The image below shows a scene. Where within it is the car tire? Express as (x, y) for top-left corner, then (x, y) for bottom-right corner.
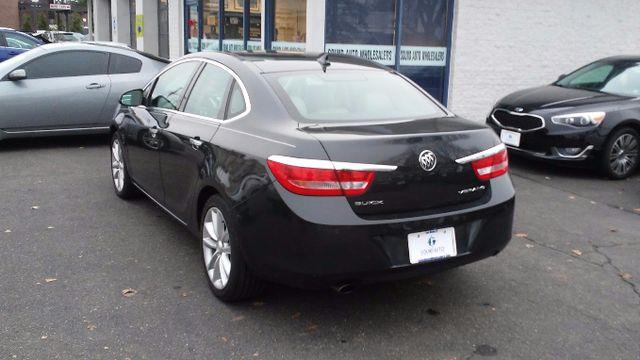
(600, 127), (640, 180)
(111, 133), (138, 199)
(201, 195), (265, 302)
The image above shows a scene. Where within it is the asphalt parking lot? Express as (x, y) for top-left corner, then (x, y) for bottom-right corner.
(1, 135), (639, 360)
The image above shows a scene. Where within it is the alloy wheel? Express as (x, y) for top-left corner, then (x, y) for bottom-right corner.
(111, 139), (125, 192)
(202, 207), (232, 290)
(609, 133), (639, 177)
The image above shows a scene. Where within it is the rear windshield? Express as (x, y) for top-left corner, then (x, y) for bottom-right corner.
(265, 70), (447, 123)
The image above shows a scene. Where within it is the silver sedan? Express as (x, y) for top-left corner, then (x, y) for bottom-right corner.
(0, 42), (167, 141)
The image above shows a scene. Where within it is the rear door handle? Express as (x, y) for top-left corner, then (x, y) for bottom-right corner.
(86, 83), (105, 89)
(189, 137), (203, 149)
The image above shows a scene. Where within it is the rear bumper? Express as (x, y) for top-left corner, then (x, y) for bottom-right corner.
(234, 180), (515, 289)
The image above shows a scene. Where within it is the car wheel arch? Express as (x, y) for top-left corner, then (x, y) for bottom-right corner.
(196, 185), (221, 230)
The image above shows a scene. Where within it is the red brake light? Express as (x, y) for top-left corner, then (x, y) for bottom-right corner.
(471, 149), (509, 181)
(267, 158), (376, 197)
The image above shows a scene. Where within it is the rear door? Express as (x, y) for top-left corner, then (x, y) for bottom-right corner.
(0, 50), (110, 131)
(159, 62), (236, 220)
(105, 52), (148, 123)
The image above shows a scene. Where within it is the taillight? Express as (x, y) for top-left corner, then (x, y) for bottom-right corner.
(267, 156), (396, 197)
(471, 149), (509, 181)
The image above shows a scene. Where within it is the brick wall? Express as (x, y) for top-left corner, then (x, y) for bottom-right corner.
(0, 0), (20, 30)
(448, 0), (640, 122)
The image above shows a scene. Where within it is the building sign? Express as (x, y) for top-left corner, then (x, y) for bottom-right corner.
(325, 44), (395, 66)
(272, 41), (305, 53)
(324, 44), (448, 67)
(400, 46), (447, 66)
(50, 3), (72, 10)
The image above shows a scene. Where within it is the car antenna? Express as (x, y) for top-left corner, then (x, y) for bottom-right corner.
(317, 53), (331, 73)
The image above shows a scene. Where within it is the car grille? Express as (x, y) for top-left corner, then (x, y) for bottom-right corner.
(491, 109), (544, 131)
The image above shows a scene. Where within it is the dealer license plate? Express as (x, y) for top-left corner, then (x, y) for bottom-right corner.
(407, 227), (457, 264)
(500, 129), (521, 147)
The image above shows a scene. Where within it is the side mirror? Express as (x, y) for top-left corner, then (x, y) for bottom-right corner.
(8, 69), (27, 81)
(119, 89), (144, 107)
(557, 74), (567, 81)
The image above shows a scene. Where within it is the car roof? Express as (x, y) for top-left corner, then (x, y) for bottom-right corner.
(598, 55), (640, 63)
(184, 51), (392, 73)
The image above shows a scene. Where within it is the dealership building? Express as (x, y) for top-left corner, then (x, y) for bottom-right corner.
(89, 0), (640, 121)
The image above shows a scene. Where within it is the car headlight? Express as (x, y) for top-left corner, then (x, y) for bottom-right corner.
(551, 112), (606, 127)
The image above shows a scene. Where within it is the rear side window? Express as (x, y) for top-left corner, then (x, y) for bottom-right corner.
(149, 61), (200, 110)
(109, 53), (143, 74)
(23, 51), (109, 79)
(225, 82), (246, 119)
(183, 64), (234, 119)
(266, 70), (447, 123)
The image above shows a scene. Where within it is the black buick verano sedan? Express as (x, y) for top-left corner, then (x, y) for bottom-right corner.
(110, 52), (515, 301)
(488, 56), (640, 179)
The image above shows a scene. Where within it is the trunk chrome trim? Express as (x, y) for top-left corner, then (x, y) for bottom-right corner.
(455, 143), (506, 164)
(268, 155), (397, 172)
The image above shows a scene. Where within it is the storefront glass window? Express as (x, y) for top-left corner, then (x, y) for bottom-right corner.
(272, 0), (306, 52)
(202, 0), (220, 51)
(222, 0), (244, 51)
(398, 0), (451, 102)
(325, 0), (396, 66)
(186, 0), (199, 52)
(248, 0), (262, 50)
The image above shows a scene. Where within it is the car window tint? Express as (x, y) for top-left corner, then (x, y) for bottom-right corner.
(109, 53), (143, 74)
(226, 81), (246, 119)
(149, 61), (199, 110)
(23, 51), (109, 79)
(184, 64), (234, 119)
(4, 32), (39, 49)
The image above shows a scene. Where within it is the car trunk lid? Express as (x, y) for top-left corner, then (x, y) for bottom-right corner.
(301, 117), (502, 218)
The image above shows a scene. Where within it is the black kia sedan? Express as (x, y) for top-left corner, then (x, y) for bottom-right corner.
(110, 52), (515, 301)
(487, 56), (640, 179)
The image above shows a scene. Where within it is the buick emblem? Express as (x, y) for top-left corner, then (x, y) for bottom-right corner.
(418, 150), (437, 172)
(514, 107), (524, 112)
